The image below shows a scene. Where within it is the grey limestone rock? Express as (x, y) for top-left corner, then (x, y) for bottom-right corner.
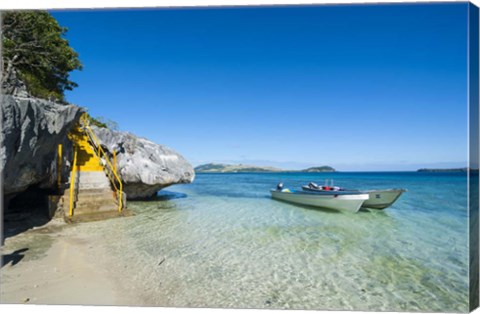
(1, 95), (84, 197)
(91, 126), (195, 199)
(0, 92), (194, 204)
(2, 68), (30, 98)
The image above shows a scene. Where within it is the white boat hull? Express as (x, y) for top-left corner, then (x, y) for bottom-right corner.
(361, 189), (406, 209)
(270, 190), (369, 213)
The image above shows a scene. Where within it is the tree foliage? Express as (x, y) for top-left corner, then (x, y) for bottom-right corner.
(88, 116), (119, 131)
(1, 11), (82, 101)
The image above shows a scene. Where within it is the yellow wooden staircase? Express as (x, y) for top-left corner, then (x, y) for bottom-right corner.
(59, 114), (126, 222)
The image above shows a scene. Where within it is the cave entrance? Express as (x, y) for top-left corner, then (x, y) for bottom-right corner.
(2, 185), (52, 242)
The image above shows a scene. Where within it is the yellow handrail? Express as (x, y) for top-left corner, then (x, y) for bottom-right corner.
(80, 114), (123, 212)
(69, 146), (78, 217)
(57, 144), (63, 189)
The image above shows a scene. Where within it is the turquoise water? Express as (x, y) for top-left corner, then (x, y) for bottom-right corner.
(99, 172), (470, 311)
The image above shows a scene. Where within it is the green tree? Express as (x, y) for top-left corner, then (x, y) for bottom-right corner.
(88, 116), (120, 130)
(1, 11), (82, 101)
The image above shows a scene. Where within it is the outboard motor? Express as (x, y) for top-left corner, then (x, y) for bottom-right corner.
(277, 182), (284, 191)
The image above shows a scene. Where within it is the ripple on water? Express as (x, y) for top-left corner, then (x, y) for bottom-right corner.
(86, 172), (469, 312)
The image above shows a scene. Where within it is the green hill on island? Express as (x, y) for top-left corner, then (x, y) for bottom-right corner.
(301, 166), (336, 172)
(194, 163), (336, 173)
(417, 168), (468, 172)
(194, 163), (283, 173)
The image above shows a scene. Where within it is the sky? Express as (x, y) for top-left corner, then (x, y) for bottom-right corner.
(51, 3), (469, 171)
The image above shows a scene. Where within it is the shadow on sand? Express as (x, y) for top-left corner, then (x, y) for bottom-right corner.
(1, 248), (29, 268)
(2, 187), (52, 244)
(2, 210), (51, 245)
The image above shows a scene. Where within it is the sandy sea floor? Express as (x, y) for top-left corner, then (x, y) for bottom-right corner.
(0, 172), (472, 312)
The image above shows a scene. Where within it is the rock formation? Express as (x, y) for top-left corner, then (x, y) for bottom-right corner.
(1, 67), (30, 98)
(1, 95), (84, 199)
(91, 126), (195, 199)
(1, 92), (195, 208)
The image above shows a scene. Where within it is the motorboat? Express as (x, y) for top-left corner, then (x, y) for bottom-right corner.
(270, 183), (369, 213)
(302, 181), (406, 209)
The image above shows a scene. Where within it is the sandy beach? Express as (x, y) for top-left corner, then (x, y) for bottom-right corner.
(0, 211), (267, 314)
(0, 218), (139, 306)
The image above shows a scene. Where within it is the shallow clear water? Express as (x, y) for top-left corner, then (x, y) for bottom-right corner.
(95, 172), (470, 312)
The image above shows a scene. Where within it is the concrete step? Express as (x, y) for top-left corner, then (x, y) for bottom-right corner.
(77, 187), (116, 195)
(75, 198), (117, 208)
(64, 209), (134, 223)
(62, 187), (120, 216)
(64, 188), (117, 201)
(75, 171), (110, 181)
(65, 190), (116, 201)
(61, 164), (125, 220)
(77, 182), (111, 189)
(70, 171), (112, 189)
(78, 192), (116, 203)
(73, 204), (119, 215)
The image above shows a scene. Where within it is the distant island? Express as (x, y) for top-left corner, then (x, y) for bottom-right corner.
(194, 163), (336, 173)
(302, 166), (336, 172)
(417, 168), (468, 172)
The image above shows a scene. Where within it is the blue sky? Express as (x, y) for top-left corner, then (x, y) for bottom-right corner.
(52, 3), (469, 171)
